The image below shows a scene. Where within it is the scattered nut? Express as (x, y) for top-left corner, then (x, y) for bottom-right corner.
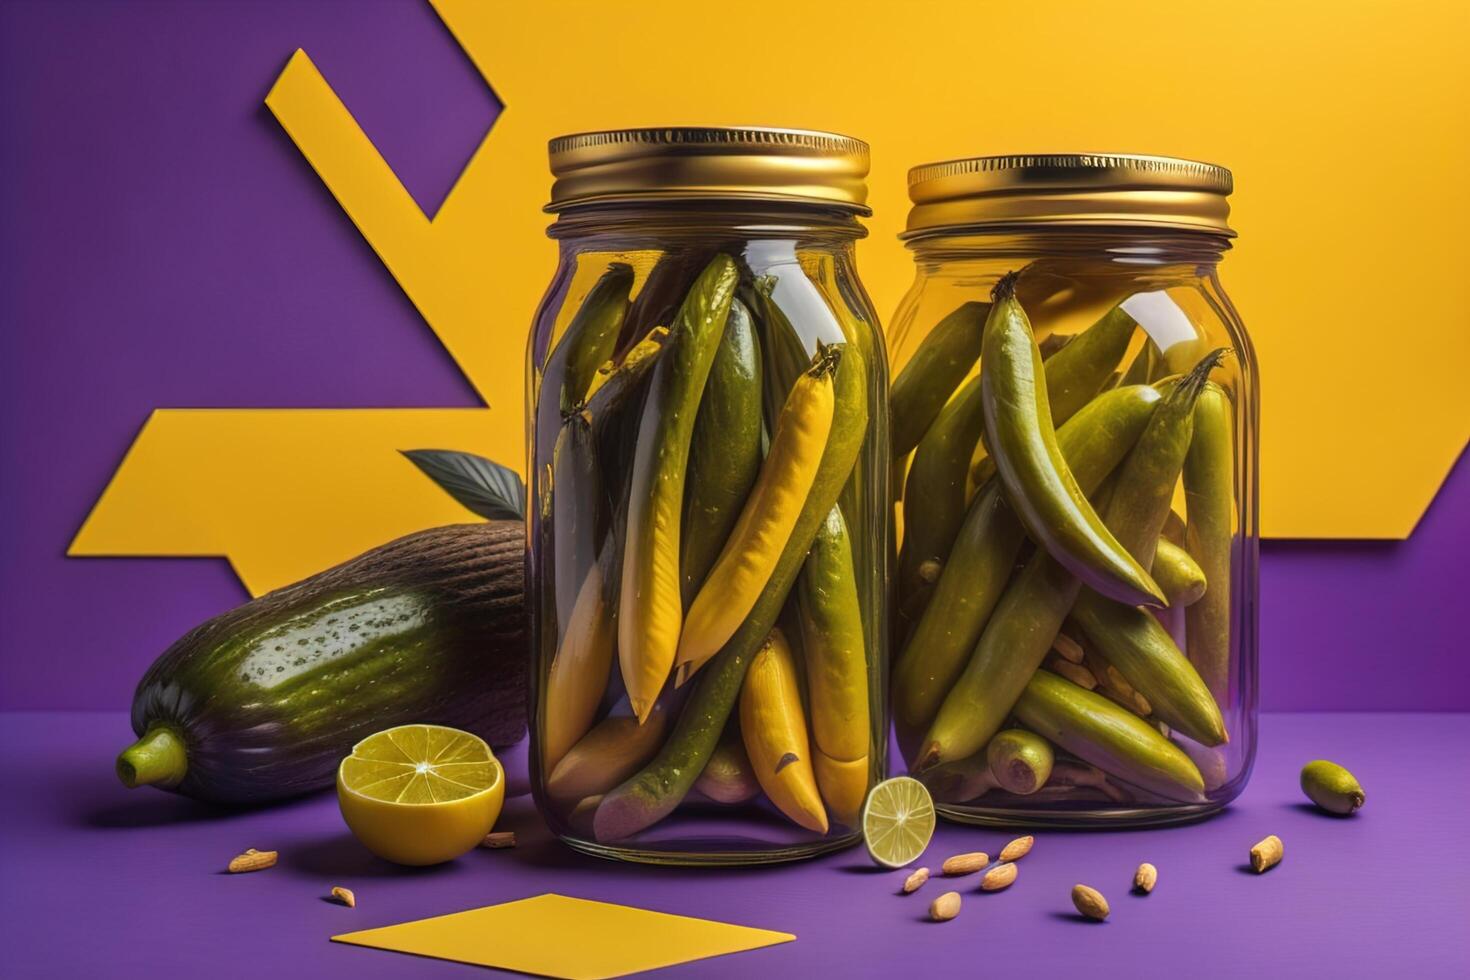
(929, 891), (962, 922)
(999, 836), (1034, 862)
(330, 886), (356, 908)
(1133, 863), (1157, 894)
(1049, 657), (1098, 691)
(941, 851), (989, 876)
(480, 831), (517, 849)
(980, 862), (1017, 891)
(1250, 835), (1283, 873)
(902, 867), (930, 894)
(1052, 632), (1085, 664)
(1072, 884), (1109, 921)
(227, 848), (278, 873)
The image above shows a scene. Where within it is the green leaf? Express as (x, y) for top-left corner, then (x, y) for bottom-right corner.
(401, 449), (525, 521)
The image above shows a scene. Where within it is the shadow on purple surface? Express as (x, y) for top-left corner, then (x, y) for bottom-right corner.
(284, 832), (457, 879)
(79, 782), (328, 830)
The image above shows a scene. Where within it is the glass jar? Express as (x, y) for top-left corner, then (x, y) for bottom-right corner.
(888, 154), (1257, 827)
(526, 127), (889, 864)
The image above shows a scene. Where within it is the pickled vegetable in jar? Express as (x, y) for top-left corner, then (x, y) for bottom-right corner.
(526, 127), (889, 864)
(889, 154), (1257, 827)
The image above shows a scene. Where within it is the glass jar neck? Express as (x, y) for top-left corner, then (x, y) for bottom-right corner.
(547, 200), (868, 251)
(905, 226), (1230, 273)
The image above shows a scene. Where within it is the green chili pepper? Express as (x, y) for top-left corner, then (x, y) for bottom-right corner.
(1184, 381), (1235, 701)
(1035, 305), (1138, 425)
(1068, 599), (1227, 746)
(594, 343), (868, 842)
(916, 548), (1080, 770)
(680, 299), (763, 605)
(1100, 349), (1227, 567)
(892, 384), (1163, 737)
(1153, 538), (1206, 606)
(1064, 349), (1227, 745)
(549, 411), (604, 630)
(1013, 670), (1205, 803)
(547, 263), (634, 414)
(1121, 336), (1165, 387)
(751, 276), (815, 429)
(986, 729), (1055, 795)
(970, 302), (1138, 488)
(615, 251), (711, 359)
(797, 506), (871, 827)
(980, 273), (1166, 608)
(890, 301), (989, 457)
(898, 375), (986, 609)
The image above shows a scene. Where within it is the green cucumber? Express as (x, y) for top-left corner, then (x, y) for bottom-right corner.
(117, 523), (525, 805)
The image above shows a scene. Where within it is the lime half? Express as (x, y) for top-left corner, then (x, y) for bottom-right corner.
(861, 776), (935, 868)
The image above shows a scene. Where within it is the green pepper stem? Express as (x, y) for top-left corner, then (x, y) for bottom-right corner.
(116, 727), (187, 789)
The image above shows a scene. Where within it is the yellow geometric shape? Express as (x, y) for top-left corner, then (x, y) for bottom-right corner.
(72, 0), (1469, 597)
(69, 409), (508, 596)
(330, 893), (795, 979)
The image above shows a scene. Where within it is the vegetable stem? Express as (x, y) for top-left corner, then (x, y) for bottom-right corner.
(116, 727), (187, 789)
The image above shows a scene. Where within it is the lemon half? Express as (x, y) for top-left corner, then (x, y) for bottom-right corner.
(337, 724), (504, 866)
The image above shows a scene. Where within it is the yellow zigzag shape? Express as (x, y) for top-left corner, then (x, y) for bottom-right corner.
(73, 0), (1470, 595)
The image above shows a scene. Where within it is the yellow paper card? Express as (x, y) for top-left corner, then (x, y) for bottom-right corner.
(330, 893), (794, 978)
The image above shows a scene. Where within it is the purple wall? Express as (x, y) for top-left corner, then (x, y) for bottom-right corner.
(1, 0), (1462, 712)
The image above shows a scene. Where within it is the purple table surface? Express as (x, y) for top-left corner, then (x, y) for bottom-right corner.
(2, 713), (1466, 979)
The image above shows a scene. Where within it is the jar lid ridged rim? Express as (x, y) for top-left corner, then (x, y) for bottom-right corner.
(546, 126), (871, 214)
(903, 152), (1235, 238)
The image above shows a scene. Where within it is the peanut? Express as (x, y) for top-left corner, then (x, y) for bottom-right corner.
(1048, 656), (1098, 690)
(330, 886), (356, 908)
(929, 891), (962, 922)
(999, 835), (1034, 862)
(1250, 835), (1283, 873)
(227, 848), (277, 873)
(902, 867), (930, 894)
(1071, 884), (1109, 921)
(480, 831), (517, 849)
(941, 851), (989, 876)
(1133, 863), (1157, 894)
(1052, 632), (1085, 664)
(980, 862), (1017, 891)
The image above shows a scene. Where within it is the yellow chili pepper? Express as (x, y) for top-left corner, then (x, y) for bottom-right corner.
(675, 349), (838, 683)
(739, 627), (829, 833)
(618, 256), (739, 722)
(541, 544), (616, 773)
(545, 700), (669, 804)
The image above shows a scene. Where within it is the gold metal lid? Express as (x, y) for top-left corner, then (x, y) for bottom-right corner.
(903, 153), (1234, 238)
(546, 126), (870, 213)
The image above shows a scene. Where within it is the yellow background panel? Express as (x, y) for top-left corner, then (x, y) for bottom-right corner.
(70, 410), (505, 597)
(74, 0), (1470, 594)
